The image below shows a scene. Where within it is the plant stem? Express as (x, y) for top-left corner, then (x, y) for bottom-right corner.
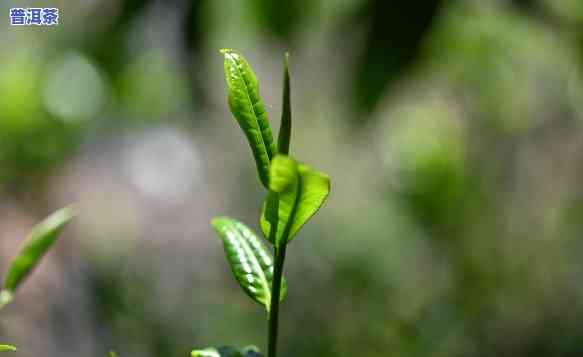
(268, 243), (287, 357)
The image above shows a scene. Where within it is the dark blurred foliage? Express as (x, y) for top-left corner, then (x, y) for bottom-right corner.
(349, 0), (443, 115)
(2, 1), (583, 357)
(249, 0), (315, 43)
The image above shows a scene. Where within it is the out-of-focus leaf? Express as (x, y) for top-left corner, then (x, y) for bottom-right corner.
(211, 217), (286, 311)
(238, 346), (262, 357)
(277, 53), (291, 155)
(261, 155), (330, 246)
(192, 346), (263, 357)
(0, 345), (16, 352)
(351, 0), (442, 116)
(192, 348), (221, 357)
(109, 350), (119, 357)
(2, 206), (75, 297)
(221, 49), (276, 188)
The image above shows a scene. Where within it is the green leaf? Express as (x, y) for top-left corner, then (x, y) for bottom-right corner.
(192, 348), (221, 357)
(221, 49), (277, 188)
(109, 350), (119, 357)
(261, 155), (331, 246)
(192, 346), (263, 357)
(2, 206), (75, 296)
(211, 217), (286, 311)
(0, 345), (16, 352)
(277, 53), (291, 155)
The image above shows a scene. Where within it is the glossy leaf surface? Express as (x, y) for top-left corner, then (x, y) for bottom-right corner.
(3, 206), (75, 294)
(221, 49), (276, 188)
(261, 155), (330, 246)
(211, 217), (286, 311)
(0, 345), (16, 353)
(192, 346), (262, 357)
(277, 53), (291, 155)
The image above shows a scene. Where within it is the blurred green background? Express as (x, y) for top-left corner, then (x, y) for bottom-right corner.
(1, 0), (583, 356)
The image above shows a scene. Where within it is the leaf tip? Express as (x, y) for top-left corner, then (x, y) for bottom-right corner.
(284, 52), (290, 67)
(60, 204), (78, 220)
(211, 216), (229, 229)
(0, 290), (14, 309)
(36, 205), (76, 237)
(220, 48), (238, 60)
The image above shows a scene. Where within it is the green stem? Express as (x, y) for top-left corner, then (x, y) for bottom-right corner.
(268, 243), (287, 357)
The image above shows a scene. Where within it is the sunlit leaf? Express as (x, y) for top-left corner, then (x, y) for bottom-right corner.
(221, 49), (277, 188)
(2, 206), (75, 298)
(277, 53), (291, 155)
(211, 217), (286, 311)
(261, 155), (330, 246)
(0, 345), (16, 353)
(109, 350), (119, 357)
(192, 346), (262, 357)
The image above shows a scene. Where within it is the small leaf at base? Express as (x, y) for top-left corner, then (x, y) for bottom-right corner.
(192, 346), (263, 357)
(0, 345), (16, 353)
(192, 348), (220, 357)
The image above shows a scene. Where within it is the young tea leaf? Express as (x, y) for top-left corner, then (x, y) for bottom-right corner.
(277, 53), (291, 155)
(0, 345), (16, 353)
(192, 346), (263, 357)
(221, 49), (277, 188)
(261, 155), (330, 246)
(211, 217), (286, 311)
(2, 206), (75, 296)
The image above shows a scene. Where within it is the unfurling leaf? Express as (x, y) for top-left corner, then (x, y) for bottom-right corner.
(211, 217), (286, 311)
(261, 155), (330, 246)
(2, 206), (75, 299)
(0, 345), (16, 353)
(192, 346), (263, 357)
(221, 49), (277, 188)
(277, 53), (291, 155)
